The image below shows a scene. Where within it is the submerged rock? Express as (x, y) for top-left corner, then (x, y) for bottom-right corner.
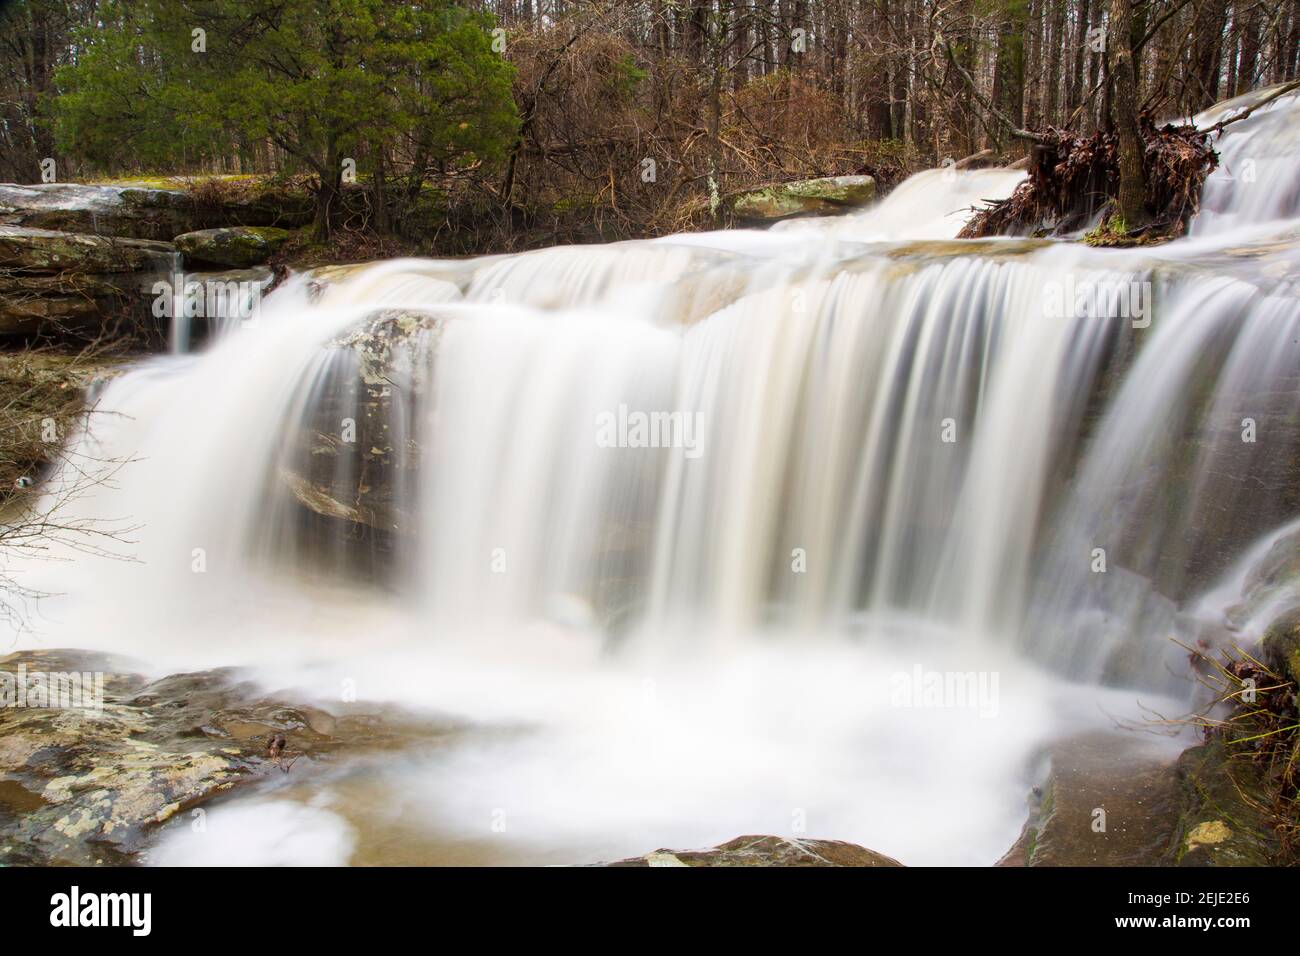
(175, 226), (290, 268)
(726, 175), (876, 221)
(602, 834), (904, 867)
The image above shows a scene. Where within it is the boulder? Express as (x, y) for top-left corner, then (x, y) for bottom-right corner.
(175, 226), (290, 268)
(726, 175), (876, 221)
(277, 308), (445, 537)
(601, 834), (904, 867)
(997, 729), (1283, 866)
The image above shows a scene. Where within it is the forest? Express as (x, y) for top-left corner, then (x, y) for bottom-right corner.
(2, 0), (1296, 251)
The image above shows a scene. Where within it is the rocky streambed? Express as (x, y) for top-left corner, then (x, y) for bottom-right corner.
(1, 636), (1294, 866)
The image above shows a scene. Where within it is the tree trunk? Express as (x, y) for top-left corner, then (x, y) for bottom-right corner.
(314, 138), (341, 242)
(1109, 0), (1148, 228)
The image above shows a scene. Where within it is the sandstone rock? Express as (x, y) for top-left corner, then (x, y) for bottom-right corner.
(175, 226), (290, 268)
(726, 175), (876, 221)
(601, 834), (904, 867)
(0, 225), (174, 273)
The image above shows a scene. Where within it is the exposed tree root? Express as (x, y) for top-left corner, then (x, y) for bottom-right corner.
(959, 117), (1218, 243)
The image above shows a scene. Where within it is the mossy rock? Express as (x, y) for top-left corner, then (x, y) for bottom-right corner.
(0, 225), (174, 273)
(726, 175), (876, 221)
(1262, 608), (1300, 685)
(175, 226), (290, 268)
(1169, 737), (1280, 865)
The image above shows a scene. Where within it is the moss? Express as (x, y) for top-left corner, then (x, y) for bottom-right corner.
(174, 225), (290, 268)
(1170, 738), (1280, 865)
(727, 175), (876, 221)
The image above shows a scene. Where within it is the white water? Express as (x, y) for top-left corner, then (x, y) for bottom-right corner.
(8, 90), (1300, 866)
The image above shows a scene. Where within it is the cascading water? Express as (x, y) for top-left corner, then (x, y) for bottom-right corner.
(7, 89), (1300, 866)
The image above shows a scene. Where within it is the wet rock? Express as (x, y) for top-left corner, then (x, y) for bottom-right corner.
(280, 308), (443, 536)
(175, 226), (290, 269)
(601, 834), (904, 867)
(1169, 737), (1280, 866)
(0, 649), (419, 865)
(1261, 607), (1300, 684)
(997, 731), (1184, 866)
(998, 729), (1284, 866)
(726, 175), (876, 221)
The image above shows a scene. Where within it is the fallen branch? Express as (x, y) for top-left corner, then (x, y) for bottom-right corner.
(1203, 80), (1300, 135)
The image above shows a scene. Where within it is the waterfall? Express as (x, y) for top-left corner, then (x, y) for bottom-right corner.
(1192, 86), (1300, 233)
(7, 89), (1300, 865)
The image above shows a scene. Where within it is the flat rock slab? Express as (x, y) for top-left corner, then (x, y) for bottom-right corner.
(0, 649), (429, 865)
(601, 834), (904, 867)
(0, 225), (174, 273)
(0, 183), (192, 242)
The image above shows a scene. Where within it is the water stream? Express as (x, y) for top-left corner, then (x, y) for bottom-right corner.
(6, 89), (1300, 866)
